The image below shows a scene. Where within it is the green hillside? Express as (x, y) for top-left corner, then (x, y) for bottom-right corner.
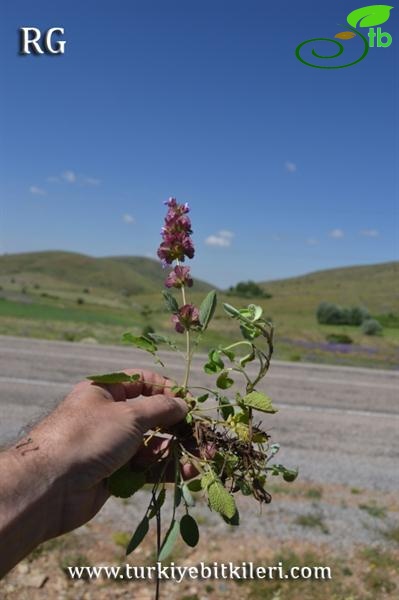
(0, 251), (214, 295)
(0, 254), (398, 369)
(259, 262), (399, 315)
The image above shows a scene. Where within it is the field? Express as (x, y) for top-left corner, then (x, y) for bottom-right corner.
(0, 251), (398, 369)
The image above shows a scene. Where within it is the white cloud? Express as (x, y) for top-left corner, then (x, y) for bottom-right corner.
(29, 185), (46, 196)
(62, 170), (77, 183)
(205, 230), (234, 247)
(46, 176), (60, 183)
(306, 238), (319, 246)
(360, 229), (379, 237)
(83, 176), (101, 186)
(285, 161), (297, 173)
(123, 213), (135, 224)
(329, 228), (344, 239)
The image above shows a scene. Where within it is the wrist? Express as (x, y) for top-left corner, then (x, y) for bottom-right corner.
(0, 439), (66, 575)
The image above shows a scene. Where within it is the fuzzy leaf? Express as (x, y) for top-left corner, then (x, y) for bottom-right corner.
(347, 5), (393, 28)
(202, 471), (237, 519)
(241, 391), (277, 413)
(199, 290), (217, 330)
(126, 517), (149, 555)
(216, 371), (234, 390)
(87, 372), (140, 384)
(107, 466), (146, 498)
(122, 333), (157, 354)
(180, 514), (199, 547)
(223, 302), (240, 317)
(162, 290), (179, 313)
(145, 332), (178, 350)
(158, 519), (180, 561)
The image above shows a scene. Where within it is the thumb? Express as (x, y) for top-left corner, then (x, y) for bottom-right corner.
(130, 394), (188, 432)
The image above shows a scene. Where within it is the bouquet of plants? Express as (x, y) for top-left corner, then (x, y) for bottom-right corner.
(88, 198), (297, 564)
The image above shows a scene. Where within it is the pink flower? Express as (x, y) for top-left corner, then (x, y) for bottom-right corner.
(172, 304), (201, 333)
(165, 265), (193, 289)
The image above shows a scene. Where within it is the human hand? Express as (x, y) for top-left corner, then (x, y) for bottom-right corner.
(31, 369), (190, 536)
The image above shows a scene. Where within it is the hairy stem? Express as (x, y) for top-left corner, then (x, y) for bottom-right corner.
(178, 261), (192, 391)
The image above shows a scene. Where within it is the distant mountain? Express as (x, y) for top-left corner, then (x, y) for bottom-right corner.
(258, 262), (399, 313)
(0, 251), (215, 295)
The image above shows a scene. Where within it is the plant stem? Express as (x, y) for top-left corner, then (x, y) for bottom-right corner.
(177, 260), (192, 391)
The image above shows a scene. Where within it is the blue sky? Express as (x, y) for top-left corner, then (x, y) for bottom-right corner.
(0, 0), (397, 287)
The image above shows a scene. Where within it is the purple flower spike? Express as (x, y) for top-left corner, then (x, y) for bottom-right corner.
(157, 197), (195, 264)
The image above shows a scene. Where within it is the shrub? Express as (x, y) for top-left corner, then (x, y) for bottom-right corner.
(77, 297), (85, 305)
(316, 302), (369, 325)
(228, 280), (272, 299)
(326, 333), (353, 344)
(361, 318), (383, 336)
(316, 302), (345, 324)
(349, 305), (369, 325)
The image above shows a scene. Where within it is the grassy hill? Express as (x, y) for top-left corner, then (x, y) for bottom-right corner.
(259, 262), (399, 315)
(0, 254), (398, 368)
(0, 251), (214, 295)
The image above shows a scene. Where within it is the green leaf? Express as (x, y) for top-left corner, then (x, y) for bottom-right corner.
(180, 514), (199, 547)
(148, 488), (166, 519)
(221, 347), (235, 361)
(197, 393), (209, 403)
(241, 391), (278, 413)
(182, 483), (195, 507)
(145, 332), (178, 350)
(223, 302), (240, 317)
(347, 5), (393, 28)
(162, 290), (179, 313)
(122, 333), (157, 355)
(87, 372), (139, 384)
(199, 290), (217, 330)
(216, 371), (234, 390)
(240, 323), (259, 341)
(158, 519), (180, 561)
(202, 471), (237, 519)
(204, 349), (224, 374)
(238, 479), (252, 496)
(108, 466), (146, 498)
(174, 484), (182, 508)
(222, 509), (240, 526)
(248, 304), (263, 321)
(219, 396), (234, 420)
(283, 467), (299, 482)
(126, 517), (149, 555)
(187, 479), (202, 492)
(269, 463), (299, 482)
(209, 349), (224, 368)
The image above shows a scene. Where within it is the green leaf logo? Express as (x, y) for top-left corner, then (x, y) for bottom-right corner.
(347, 5), (393, 28)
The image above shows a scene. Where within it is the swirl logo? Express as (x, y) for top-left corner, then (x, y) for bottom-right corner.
(296, 4), (394, 69)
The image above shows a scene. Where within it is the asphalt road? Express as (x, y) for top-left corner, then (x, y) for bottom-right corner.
(1, 335), (398, 491)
